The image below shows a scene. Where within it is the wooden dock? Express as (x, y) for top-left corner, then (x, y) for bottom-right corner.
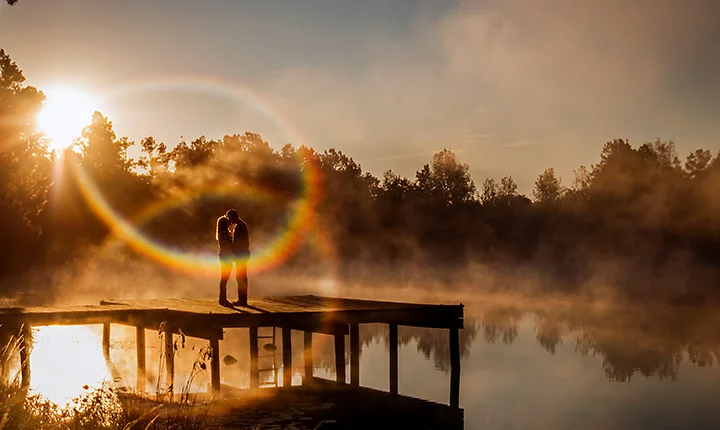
(0, 295), (463, 408)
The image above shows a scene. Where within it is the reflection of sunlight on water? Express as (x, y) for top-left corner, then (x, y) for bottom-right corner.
(273, 372), (303, 387)
(30, 326), (110, 406)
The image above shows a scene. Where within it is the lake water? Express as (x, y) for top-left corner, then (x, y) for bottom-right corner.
(25, 296), (720, 429)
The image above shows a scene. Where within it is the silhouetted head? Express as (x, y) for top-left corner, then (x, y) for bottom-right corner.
(226, 209), (240, 224)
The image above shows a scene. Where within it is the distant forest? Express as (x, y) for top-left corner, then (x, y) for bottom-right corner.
(2, 48), (720, 303)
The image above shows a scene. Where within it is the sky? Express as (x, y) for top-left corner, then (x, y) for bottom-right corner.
(2, 0), (720, 190)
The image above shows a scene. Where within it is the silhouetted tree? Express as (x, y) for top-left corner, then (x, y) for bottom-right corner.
(685, 149), (712, 178)
(0, 49), (51, 279)
(136, 136), (169, 177)
(481, 175), (525, 208)
(171, 136), (217, 170)
(533, 168), (563, 204)
(78, 111), (134, 178)
(564, 165), (591, 206)
(415, 149), (476, 206)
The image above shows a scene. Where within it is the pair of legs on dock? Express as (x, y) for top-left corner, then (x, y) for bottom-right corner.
(219, 253), (248, 306)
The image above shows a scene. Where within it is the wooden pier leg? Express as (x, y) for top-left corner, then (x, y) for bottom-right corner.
(249, 326), (259, 389)
(102, 322), (111, 360)
(210, 338), (221, 394)
(282, 327), (292, 387)
(449, 327), (461, 408)
(350, 323), (360, 387)
(334, 330), (346, 383)
(164, 326), (174, 397)
(19, 324), (31, 389)
(389, 323), (398, 395)
(136, 327), (146, 392)
(303, 331), (313, 384)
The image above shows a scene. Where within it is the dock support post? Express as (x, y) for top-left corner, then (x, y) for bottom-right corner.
(19, 324), (31, 389)
(282, 327), (292, 387)
(449, 327), (461, 408)
(303, 331), (313, 384)
(249, 325), (259, 389)
(210, 338), (221, 394)
(350, 323), (360, 387)
(102, 322), (110, 360)
(389, 323), (398, 395)
(334, 329), (346, 383)
(164, 326), (174, 397)
(136, 327), (146, 391)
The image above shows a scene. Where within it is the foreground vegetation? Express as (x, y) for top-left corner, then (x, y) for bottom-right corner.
(0, 382), (215, 429)
(0, 327), (211, 430)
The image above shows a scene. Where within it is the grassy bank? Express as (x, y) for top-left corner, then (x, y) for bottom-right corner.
(0, 327), (212, 430)
(0, 380), (212, 430)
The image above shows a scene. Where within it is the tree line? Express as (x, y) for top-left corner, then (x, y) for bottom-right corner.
(2, 48), (720, 302)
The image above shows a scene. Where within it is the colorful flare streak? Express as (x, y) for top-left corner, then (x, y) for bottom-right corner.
(70, 155), (323, 277)
(65, 76), (328, 276)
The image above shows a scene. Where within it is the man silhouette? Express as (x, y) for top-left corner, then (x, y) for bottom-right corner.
(216, 209), (250, 306)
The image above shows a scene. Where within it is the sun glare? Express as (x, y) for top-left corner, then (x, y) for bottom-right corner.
(38, 87), (98, 152)
(30, 326), (111, 406)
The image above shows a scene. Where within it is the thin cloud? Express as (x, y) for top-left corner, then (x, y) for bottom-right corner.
(501, 140), (534, 148)
(258, 0), (720, 189)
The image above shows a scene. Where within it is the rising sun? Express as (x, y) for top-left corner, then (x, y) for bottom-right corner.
(38, 86), (98, 152)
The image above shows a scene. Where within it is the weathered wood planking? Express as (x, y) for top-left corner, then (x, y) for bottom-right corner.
(0, 295), (463, 338)
(0, 304), (153, 326)
(102, 295), (464, 329)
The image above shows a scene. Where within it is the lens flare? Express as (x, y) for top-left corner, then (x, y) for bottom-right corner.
(65, 76), (330, 276)
(70, 153), (323, 277)
(98, 75), (299, 146)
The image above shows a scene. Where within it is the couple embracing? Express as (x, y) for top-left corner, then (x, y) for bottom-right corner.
(215, 209), (250, 306)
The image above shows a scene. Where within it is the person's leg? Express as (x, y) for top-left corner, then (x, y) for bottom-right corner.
(232, 258), (249, 306)
(219, 256), (232, 306)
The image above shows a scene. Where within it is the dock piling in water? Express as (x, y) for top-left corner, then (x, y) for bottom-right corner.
(136, 326), (146, 391)
(19, 324), (31, 389)
(303, 331), (313, 383)
(102, 322), (110, 360)
(350, 323), (360, 387)
(450, 327), (461, 408)
(210, 337), (220, 393)
(163, 325), (174, 396)
(334, 329), (346, 384)
(0, 295), (463, 408)
(389, 323), (399, 395)
(249, 325), (259, 389)
(282, 327), (292, 387)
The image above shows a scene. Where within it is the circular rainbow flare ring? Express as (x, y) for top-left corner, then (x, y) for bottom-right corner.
(70, 152), (324, 277)
(65, 75), (330, 277)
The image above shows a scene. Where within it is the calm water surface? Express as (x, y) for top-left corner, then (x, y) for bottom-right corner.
(27, 298), (720, 429)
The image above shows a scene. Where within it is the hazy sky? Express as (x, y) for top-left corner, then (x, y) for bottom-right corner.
(2, 0), (720, 190)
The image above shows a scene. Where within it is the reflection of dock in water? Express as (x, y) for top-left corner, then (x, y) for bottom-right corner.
(0, 295), (464, 416)
(212, 377), (464, 429)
